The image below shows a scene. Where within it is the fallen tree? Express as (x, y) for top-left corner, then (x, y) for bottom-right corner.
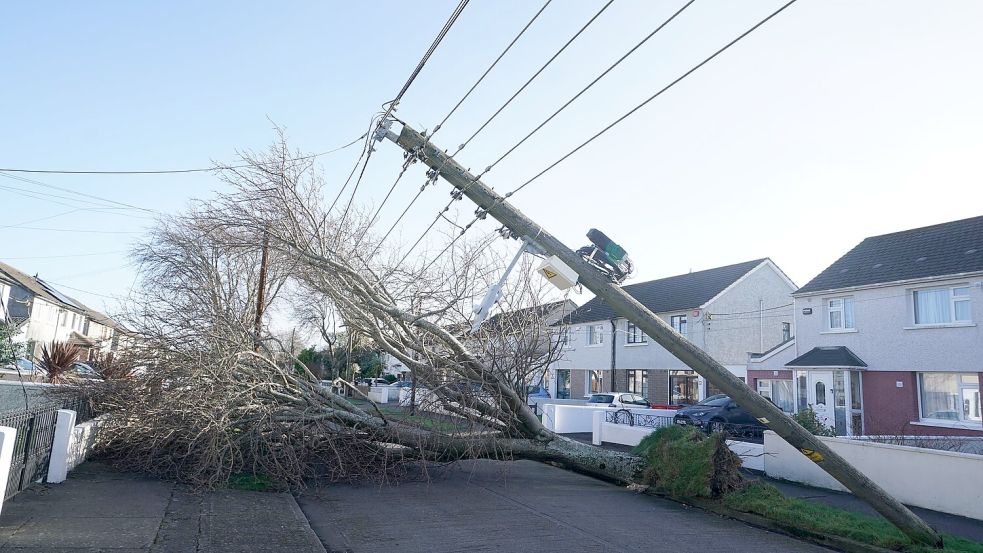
(92, 136), (644, 489)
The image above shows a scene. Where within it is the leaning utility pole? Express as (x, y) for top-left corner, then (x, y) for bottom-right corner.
(254, 231), (270, 352)
(384, 123), (941, 547)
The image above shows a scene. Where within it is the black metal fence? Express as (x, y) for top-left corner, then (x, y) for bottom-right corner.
(604, 409), (764, 444)
(0, 402), (60, 500)
(605, 409), (674, 429)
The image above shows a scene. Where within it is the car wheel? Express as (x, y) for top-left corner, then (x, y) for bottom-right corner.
(708, 419), (726, 435)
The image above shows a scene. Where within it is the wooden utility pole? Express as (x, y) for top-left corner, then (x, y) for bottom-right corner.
(385, 123), (941, 547)
(254, 231), (270, 352)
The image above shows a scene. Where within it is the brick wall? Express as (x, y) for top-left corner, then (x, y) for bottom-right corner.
(646, 369), (670, 404)
(862, 371), (983, 436)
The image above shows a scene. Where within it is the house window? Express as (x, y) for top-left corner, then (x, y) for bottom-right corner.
(814, 381), (827, 405)
(669, 370), (698, 405)
(59, 311), (67, 327)
(588, 370), (603, 394)
(627, 370), (648, 398)
(626, 322), (647, 344)
(913, 286), (972, 325)
(918, 373), (980, 423)
(827, 297), (854, 330)
(670, 314), (687, 336)
(555, 369), (571, 399)
(782, 322), (791, 342)
(757, 379), (794, 413)
(587, 324), (603, 346)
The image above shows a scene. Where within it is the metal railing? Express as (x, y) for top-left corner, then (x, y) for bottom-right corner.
(604, 409), (765, 443)
(604, 409), (674, 429)
(0, 402), (60, 500)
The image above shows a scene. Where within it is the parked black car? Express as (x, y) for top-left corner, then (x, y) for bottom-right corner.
(672, 394), (765, 439)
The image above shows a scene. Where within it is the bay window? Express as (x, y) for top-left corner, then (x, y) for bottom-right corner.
(918, 373), (980, 423)
(913, 286), (972, 325)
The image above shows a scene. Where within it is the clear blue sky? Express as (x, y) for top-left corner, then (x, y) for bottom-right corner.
(3, 1), (983, 317)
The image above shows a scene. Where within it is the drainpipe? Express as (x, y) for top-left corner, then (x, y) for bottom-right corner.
(610, 319), (617, 392)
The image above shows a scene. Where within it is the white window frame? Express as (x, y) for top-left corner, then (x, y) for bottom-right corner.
(826, 297), (854, 330)
(625, 321), (647, 345)
(912, 286), (972, 326)
(586, 324), (604, 346)
(670, 314), (687, 336)
(917, 372), (981, 424)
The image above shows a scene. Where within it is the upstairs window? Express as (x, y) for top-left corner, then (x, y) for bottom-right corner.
(913, 286), (971, 325)
(587, 324), (604, 346)
(626, 321), (647, 344)
(782, 322), (792, 342)
(670, 314), (687, 336)
(827, 297), (855, 330)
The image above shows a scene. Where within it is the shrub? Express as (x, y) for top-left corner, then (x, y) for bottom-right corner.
(633, 425), (743, 498)
(793, 407), (835, 436)
(383, 374), (397, 384)
(39, 341), (81, 383)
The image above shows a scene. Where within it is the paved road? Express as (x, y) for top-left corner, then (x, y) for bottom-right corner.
(0, 463), (325, 552)
(298, 460), (830, 553)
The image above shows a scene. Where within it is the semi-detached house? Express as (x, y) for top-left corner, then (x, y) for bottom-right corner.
(747, 215), (983, 437)
(549, 258), (796, 404)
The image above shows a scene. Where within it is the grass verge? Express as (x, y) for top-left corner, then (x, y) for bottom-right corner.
(721, 482), (983, 553)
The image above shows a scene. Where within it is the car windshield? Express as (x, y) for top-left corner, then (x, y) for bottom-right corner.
(696, 394), (730, 407)
(526, 385), (541, 394)
(587, 394), (615, 403)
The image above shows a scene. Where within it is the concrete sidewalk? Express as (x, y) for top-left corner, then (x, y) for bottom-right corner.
(0, 463), (325, 552)
(298, 459), (830, 553)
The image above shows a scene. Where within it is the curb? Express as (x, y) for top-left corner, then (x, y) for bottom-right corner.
(643, 490), (899, 553)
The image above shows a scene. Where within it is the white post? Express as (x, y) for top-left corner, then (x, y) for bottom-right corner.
(592, 410), (603, 446)
(47, 409), (77, 484)
(0, 426), (17, 516)
(543, 404), (556, 432)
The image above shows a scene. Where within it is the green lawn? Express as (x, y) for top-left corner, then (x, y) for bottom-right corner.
(723, 483), (983, 553)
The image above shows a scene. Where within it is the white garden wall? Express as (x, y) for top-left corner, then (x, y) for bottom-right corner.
(764, 431), (983, 520)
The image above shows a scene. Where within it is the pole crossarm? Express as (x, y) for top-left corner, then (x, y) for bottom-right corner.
(385, 122), (942, 547)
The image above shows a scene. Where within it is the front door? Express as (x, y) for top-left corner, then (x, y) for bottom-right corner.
(807, 371), (835, 428)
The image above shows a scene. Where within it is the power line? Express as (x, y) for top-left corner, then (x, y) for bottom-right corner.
(431, 0), (552, 137)
(503, 0), (799, 200)
(478, 0), (696, 179)
(0, 133), (366, 175)
(454, 0), (614, 156)
(0, 172), (155, 213)
(338, 0), (470, 229)
(0, 225), (143, 235)
(38, 280), (118, 299)
(377, 0), (471, 127)
(1, 250), (127, 260)
(381, 2), (614, 267)
(363, 0), (552, 252)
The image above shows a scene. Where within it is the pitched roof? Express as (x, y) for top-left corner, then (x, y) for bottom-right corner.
(786, 346), (867, 368)
(483, 300), (576, 330)
(796, 215), (983, 295)
(560, 259), (767, 325)
(0, 260), (79, 309)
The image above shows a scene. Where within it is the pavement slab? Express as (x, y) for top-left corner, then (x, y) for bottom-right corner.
(298, 459), (831, 553)
(0, 463), (325, 553)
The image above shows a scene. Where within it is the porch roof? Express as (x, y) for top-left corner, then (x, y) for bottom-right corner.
(786, 346), (867, 369)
